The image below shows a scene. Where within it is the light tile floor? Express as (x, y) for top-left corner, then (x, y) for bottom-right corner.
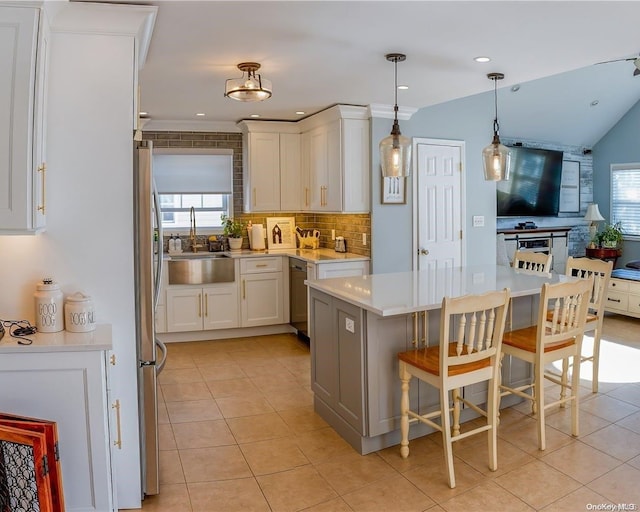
(139, 314), (640, 512)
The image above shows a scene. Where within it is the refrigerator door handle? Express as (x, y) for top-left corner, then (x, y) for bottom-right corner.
(152, 185), (163, 312)
(155, 338), (167, 373)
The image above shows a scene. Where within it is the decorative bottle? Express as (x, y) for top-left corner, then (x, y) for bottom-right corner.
(168, 234), (176, 253)
(34, 278), (64, 333)
(175, 234), (182, 252)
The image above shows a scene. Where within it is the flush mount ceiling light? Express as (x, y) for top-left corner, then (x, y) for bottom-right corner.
(482, 72), (511, 181)
(379, 53), (411, 178)
(224, 62), (272, 102)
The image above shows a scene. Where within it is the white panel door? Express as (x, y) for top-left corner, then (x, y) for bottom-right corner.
(241, 272), (284, 327)
(415, 139), (464, 270)
(166, 288), (202, 332)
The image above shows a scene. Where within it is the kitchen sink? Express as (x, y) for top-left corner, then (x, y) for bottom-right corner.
(167, 257), (235, 284)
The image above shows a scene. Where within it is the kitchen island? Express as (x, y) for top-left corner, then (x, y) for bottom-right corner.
(306, 265), (568, 454)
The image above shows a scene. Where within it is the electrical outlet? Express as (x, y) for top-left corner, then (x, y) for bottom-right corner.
(331, 229), (335, 240)
(473, 215), (485, 227)
(362, 233), (367, 245)
(345, 317), (355, 333)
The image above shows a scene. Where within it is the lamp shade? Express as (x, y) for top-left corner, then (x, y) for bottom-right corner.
(482, 137), (511, 181)
(584, 203), (605, 222)
(380, 125), (412, 177)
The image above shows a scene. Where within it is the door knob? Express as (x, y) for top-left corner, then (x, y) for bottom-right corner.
(420, 249), (429, 255)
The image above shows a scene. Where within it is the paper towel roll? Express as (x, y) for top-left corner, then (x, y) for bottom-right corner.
(250, 224), (265, 250)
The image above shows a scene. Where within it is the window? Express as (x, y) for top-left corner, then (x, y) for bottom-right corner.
(611, 164), (640, 239)
(153, 149), (233, 231)
(159, 193), (229, 229)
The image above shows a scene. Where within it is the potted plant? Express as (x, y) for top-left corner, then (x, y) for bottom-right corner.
(221, 214), (245, 250)
(596, 222), (623, 248)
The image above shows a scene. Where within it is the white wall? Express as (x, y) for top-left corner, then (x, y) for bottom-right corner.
(0, 28), (142, 510)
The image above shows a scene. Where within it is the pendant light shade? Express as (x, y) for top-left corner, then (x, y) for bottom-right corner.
(380, 53), (411, 178)
(225, 62), (272, 102)
(482, 72), (511, 181)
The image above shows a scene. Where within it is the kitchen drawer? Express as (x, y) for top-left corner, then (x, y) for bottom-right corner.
(605, 290), (628, 311)
(609, 278), (629, 292)
(628, 281), (640, 295)
(628, 294), (640, 315)
(241, 256), (283, 274)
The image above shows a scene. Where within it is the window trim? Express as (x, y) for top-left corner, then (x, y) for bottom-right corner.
(610, 163), (640, 242)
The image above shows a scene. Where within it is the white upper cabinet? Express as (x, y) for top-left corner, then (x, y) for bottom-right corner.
(239, 105), (370, 214)
(0, 6), (49, 234)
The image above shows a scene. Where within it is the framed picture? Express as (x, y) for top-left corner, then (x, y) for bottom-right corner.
(559, 160), (580, 213)
(382, 176), (406, 204)
(266, 217), (296, 249)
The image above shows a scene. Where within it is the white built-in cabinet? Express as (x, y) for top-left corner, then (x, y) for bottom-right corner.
(240, 105), (370, 214)
(0, 6), (49, 234)
(240, 256), (285, 326)
(240, 123), (302, 212)
(166, 283), (239, 332)
(0, 336), (115, 511)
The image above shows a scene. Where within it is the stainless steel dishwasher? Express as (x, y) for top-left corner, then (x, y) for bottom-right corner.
(289, 257), (309, 341)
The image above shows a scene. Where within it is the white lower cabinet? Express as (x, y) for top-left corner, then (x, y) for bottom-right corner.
(605, 278), (640, 318)
(307, 259), (369, 280)
(0, 349), (114, 511)
(240, 256), (285, 327)
(166, 283), (239, 332)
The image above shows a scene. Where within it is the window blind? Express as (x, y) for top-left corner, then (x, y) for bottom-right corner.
(611, 165), (640, 237)
(153, 151), (233, 194)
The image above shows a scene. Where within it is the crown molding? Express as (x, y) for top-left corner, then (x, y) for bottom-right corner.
(369, 103), (418, 120)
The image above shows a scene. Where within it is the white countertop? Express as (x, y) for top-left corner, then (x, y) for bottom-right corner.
(306, 264), (572, 317)
(0, 324), (112, 353)
(165, 247), (369, 264)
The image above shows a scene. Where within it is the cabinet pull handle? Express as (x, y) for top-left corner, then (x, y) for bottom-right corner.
(256, 264), (268, 268)
(411, 312), (418, 348)
(421, 311), (428, 347)
(204, 294), (208, 317)
(253, 188), (256, 207)
(607, 297), (621, 303)
(37, 163), (46, 214)
(305, 187), (309, 207)
(198, 293), (202, 317)
(112, 399), (122, 449)
(242, 279), (246, 299)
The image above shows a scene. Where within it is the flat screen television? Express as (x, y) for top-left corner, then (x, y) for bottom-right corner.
(497, 146), (564, 217)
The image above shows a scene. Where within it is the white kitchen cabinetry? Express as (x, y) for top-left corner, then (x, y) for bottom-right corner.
(166, 283), (239, 332)
(0, 6), (49, 234)
(240, 122), (302, 212)
(307, 259), (369, 280)
(240, 256), (286, 327)
(605, 278), (640, 318)
(301, 106), (370, 213)
(0, 333), (115, 511)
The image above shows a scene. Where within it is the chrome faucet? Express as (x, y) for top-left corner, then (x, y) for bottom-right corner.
(189, 206), (203, 252)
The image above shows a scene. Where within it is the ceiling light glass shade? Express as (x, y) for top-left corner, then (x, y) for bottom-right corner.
(380, 53), (411, 177)
(225, 62), (272, 102)
(482, 135), (511, 181)
(380, 121), (412, 177)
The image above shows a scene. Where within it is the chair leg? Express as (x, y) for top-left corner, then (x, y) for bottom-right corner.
(571, 353), (581, 438)
(452, 388), (461, 437)
(535, 361), (546, 451)
(531, 363), (537, 415)
(440, 387), (456, 489)
(487, 376), (498, 472)
(399, 363), (411, 459)
(560, 357), (569, 408)
(592, 328), (601, 394)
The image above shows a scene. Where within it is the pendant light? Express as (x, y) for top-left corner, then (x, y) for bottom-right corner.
(225, 62), (272, 102)
(379, 53), (411, 177)
(482, 72), (511, 181)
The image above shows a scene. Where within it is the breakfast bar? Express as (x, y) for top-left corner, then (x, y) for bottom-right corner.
(306, 264), (569, 454)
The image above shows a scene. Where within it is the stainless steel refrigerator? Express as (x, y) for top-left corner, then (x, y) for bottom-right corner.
(133, 140), (166, 497)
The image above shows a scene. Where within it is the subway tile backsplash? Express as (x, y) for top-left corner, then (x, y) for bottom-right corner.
(144, 131), (371, 257)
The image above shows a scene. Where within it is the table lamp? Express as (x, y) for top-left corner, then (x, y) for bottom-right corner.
(584, 203), (605, 242)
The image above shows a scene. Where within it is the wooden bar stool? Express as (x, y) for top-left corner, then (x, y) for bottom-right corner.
(500, 277), (592, 451)
(397, 288), (510, 488)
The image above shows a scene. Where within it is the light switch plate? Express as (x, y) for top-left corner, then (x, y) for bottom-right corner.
(473, 215), (485, 227)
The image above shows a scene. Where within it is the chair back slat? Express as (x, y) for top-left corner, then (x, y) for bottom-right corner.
(565, 256), (613, 315)
(442, 289), (510, 369)
(513, 250), (553, 274)
(539, 277), (593, 347)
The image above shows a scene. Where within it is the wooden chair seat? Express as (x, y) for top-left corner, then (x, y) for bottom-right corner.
(398, 343), (491, 376)
(503, 325), (577, 353)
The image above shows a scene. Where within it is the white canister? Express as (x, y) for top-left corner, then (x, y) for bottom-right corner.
(64, 292), (96, 333)
(34, 278), (64, 333)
